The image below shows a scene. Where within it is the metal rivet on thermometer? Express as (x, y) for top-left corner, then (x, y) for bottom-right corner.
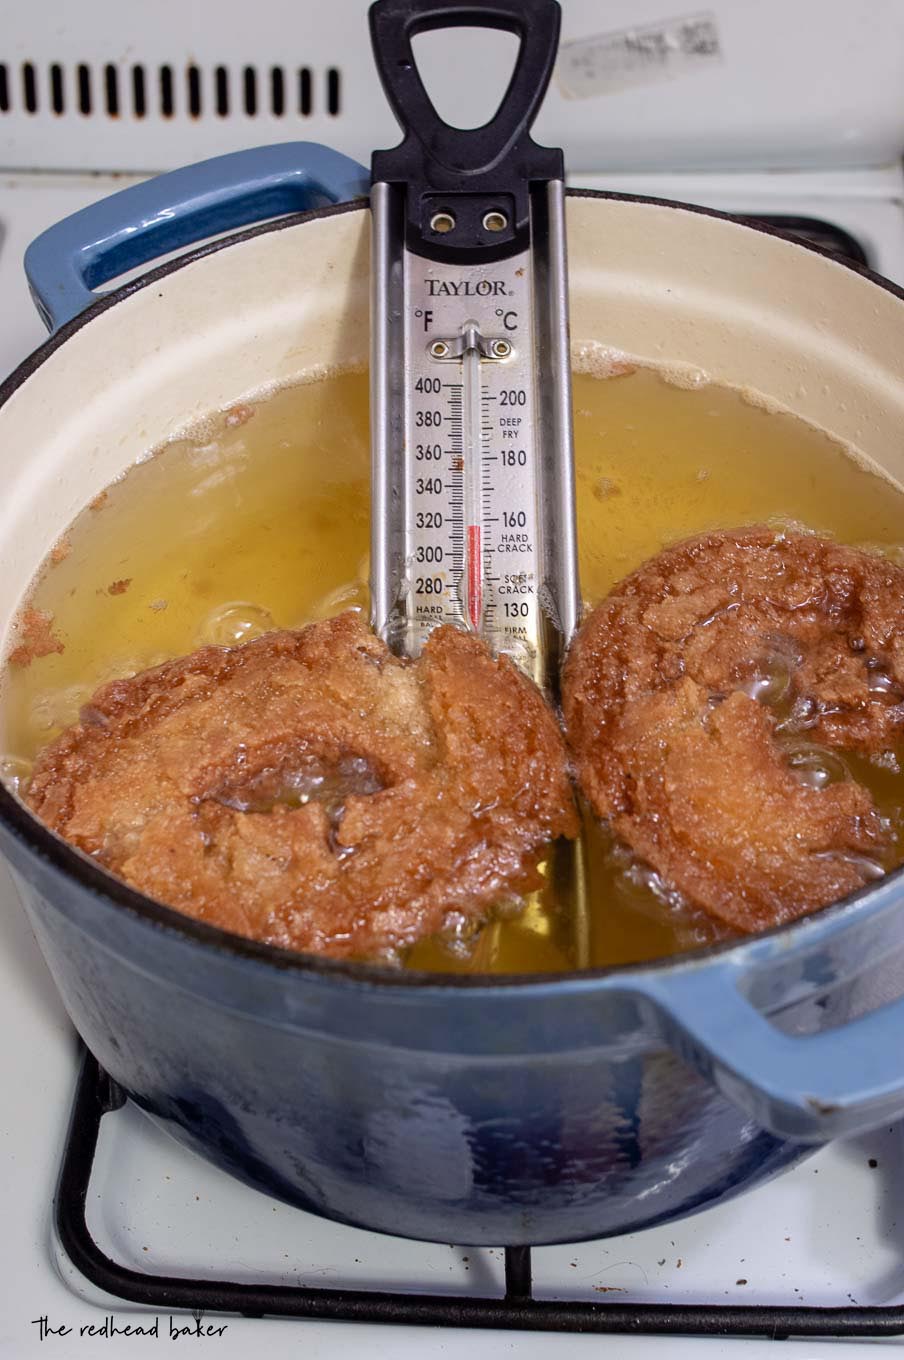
(368, 0), (580, 698)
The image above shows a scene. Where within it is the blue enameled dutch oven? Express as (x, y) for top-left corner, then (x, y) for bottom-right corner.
(1, 141), (904, 1245)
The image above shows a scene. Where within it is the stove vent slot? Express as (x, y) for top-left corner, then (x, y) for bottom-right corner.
(50, 63), (64, 114)
(0, 60), (343, 119)
(77, 63), (92, 115)
(22, 60), (38, 113)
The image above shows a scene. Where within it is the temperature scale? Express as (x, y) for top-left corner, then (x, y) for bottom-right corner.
(369, 0), (579, 691)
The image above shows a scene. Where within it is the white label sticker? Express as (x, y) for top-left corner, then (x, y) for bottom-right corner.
(557, 12), (722, 99)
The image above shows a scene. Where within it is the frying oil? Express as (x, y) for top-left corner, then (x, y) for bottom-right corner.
(5, 362), (904, 973)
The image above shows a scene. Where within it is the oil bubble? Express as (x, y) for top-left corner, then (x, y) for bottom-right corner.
(610, 841), (689, 913)
(368, 944), (403, 970)
(28, 694), (58, 733)
(309, 579), (369, 621)
(217, 754), (381, 816)
(0, 754), (33, 796)
(777, 694), (819, 734)
(868, 666), (904, 705)
(96, 656), (148, 684)
(199, 601), (276, 647)
(57, 684), (92, 727)
(812, 849), (885, 881)
(437, 909), (486, 958)
(28, 682), (97, 739)
(494, 891), (528, 921)
(737, 648), (795, 706)
(784, 742), (849, 790)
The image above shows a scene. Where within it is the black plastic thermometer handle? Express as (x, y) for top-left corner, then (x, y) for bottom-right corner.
(369, 0), (564, 262)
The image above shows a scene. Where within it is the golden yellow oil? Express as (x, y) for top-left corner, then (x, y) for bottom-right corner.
(6, 363), (904, 973)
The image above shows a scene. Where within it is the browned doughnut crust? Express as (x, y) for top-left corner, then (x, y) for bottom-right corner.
(563, 527), (904, 932)
(28, 612), (578, 959)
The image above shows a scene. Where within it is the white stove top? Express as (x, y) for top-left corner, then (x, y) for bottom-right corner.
(3, 165), (904, 1359)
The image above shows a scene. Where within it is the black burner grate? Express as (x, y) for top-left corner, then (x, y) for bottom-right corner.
(56, 1050), (904, 1338)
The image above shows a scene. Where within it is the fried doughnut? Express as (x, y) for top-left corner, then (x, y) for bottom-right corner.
(27, 612), (578, 960)
(563, 527), (904, 933)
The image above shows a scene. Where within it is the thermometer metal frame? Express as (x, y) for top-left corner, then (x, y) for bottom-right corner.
(371, 179), (578, 691)
(369, 0), (578, 693)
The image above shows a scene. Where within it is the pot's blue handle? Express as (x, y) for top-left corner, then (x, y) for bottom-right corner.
(25, 142), (369, 333)
(634, 948), (904, 1142)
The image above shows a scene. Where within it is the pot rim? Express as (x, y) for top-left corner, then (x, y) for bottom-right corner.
(2, 186), (902, 991)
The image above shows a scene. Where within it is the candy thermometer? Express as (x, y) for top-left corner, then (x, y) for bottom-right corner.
(368, 0), (579, 693)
